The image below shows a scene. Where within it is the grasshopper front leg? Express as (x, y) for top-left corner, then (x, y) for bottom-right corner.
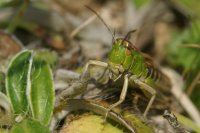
(80, 60), (108, 81)
(134, 79), (156, 117)
(105, 74), (129, 119)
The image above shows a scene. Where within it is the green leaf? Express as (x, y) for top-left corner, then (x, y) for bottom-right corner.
(28, 55), (54, 126)
(0, 92), (11, 113)
(168, 20), (200, 72)
(61, 114), (124, 133)
(175, 113), (200, 133)
(123, 111), (154, 133)
(0, 71), (6, 93)
(133, 0), (150, 8)
(176, 0), (200, 16)
(11, 118), (51, 133)
(34, 50), (58, 69)
(6, 50), (32, 115)
(0, 0), (22, 8)
(0, 128), (10, 133)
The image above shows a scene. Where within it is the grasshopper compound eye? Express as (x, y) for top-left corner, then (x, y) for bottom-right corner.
(113, 38), (137, 51)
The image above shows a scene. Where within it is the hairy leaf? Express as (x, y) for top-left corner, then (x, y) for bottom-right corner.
(11, 118), (50, 133)
(28, 55), (54, 126)
(6, 50), (32, 115)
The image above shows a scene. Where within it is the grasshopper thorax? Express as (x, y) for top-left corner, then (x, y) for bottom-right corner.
(107, 38), (137, 79)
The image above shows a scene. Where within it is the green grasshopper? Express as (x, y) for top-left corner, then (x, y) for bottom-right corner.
(80, 7), (171, 118)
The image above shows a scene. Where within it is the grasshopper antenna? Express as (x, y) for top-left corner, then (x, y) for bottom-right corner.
(85, 6), (115, 41)
(124, 30), (137, 41)
(122, 29), (137, 48)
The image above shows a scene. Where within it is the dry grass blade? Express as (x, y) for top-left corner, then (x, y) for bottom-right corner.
(180, 44), (200, 49)
(70, 14), (97, 38)
(186, 72), (200, 96)
(162, 67), (200, 126)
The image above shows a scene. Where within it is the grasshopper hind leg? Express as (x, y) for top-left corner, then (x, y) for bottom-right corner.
(134, 79), (156, 117)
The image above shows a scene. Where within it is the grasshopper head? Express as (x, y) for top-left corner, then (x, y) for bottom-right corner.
(108, 38), (135, 79)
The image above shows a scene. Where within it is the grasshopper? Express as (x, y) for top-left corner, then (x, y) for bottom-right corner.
(80, 7), (171, 118)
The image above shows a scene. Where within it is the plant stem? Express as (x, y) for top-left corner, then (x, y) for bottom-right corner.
(7, 0), (29, 33)
(186, 71), (200, 96)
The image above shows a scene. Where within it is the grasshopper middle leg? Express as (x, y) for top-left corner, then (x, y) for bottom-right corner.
(105, 74), (129, 119)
